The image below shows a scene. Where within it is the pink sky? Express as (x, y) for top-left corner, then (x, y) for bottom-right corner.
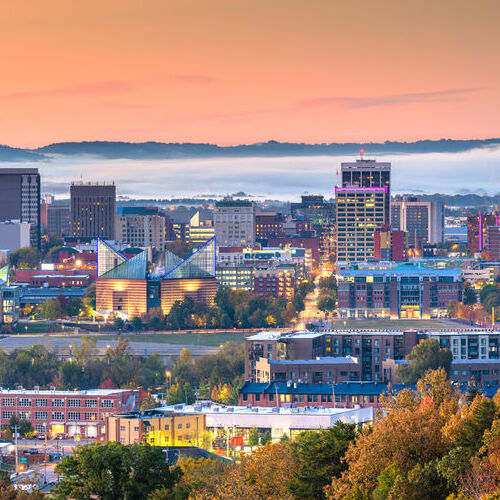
(1, 0), (499, 147)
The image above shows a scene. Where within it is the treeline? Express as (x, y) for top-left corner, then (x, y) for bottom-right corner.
(0, 340), (245, 406)
(166, 343), (244, 406)
(0, 340), (163, 391)
(119, 287), (300, 331)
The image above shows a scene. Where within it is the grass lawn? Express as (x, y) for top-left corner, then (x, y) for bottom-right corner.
(329, 319), (454, 330)
(13, 322), (66, 334)
(70, 332), (248, 347)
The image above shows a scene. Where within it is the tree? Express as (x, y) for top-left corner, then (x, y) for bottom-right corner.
(53, 442), (182, 500)
(480, 284), (500, 314)
(39, 299), (62, 320)
(396, 338), (452, 385)
(289, 422), (357, 499)
(140, 393), (158, 410)
(113, 316), (125, 330)
(166, 381), (195, 405)
(260, 430), (272, 445)
(83, 283), (96, 309)
(215, 443), (298, 499)
(248, 427), (259, 446)
(173, 457), (226, 499)
(326, 372), (453, 498)
(131, 316), (143, 331)
(8, 415), (33, 437)
(9, 246), (39, 269)
(318, 293), (336, 312)
(463, 285), (477, 306)
(47, 234), (64, 250)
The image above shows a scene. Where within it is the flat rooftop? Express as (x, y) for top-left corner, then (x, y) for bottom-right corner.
(0, 388), (135, 396)
(269, 356), (358, 366)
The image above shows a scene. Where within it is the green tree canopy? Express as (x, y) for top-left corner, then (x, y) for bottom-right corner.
(53, 442), (181, 500)
(289, 422), (357, 499)
(396, 338), (453, 385)
(9, 246), (39, 269)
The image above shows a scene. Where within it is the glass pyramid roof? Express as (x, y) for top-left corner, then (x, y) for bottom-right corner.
(162, 237), (216, 280)
(98, 239), (127, 278)
(0, 265), (9, 285)
(98, 239), (148, 280)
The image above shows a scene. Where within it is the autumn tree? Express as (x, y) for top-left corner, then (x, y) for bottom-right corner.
(214, 443), (298, 500)
(326, 370), (456, 499)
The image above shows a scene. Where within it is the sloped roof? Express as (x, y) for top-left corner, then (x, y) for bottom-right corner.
(0, 265), (9, 285)
(98, 239), (148, 280)
(162, 236), (216, 280)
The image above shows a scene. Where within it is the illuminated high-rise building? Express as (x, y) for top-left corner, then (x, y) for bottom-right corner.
(392, 197), (444, 247)
(340, 158), (391, 225)
(335, 187), (387, 262)
(0, 168), (41, 249)
(70, 183), (116, 240)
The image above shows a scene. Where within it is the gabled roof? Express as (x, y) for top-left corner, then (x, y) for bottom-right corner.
(162, 236), (216, 280)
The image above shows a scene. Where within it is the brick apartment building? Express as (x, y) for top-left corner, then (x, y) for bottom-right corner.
(255, 356), (361, 384)
(246, 330), (500, 383)
(0, 388), (138, 438)
(337, 267), (462, 319)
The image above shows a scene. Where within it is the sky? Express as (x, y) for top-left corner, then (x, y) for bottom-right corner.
(1, 0), (499, 148)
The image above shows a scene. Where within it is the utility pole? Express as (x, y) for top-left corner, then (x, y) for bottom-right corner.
(14, 425), (19, 474)
(44, 427), (48, 484)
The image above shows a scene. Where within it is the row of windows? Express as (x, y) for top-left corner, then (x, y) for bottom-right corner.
(1, 398), (113, 408)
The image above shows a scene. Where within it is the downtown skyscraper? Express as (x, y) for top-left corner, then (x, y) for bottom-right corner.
(336, 158), (391, 262)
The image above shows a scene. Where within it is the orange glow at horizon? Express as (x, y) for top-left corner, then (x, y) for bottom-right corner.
(1, 0), (499, 147)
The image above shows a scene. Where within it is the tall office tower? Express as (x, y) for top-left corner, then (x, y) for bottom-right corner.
(335, 186), (386, 262)
(290, 195), (335, 255)
(487, 226), (500, 261)
(391, 197), (444, 247)
(340, 158), (391, 225)
(70, 183), (116, 240)
(467, 213), (499, 254)
(0, 168), (41, 249)
(46, 204), (71, 238)
(115, 207), (166, 251)
(214, 198), (255, 247)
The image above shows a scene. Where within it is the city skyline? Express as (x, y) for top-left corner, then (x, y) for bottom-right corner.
(1, 0), (498, 147)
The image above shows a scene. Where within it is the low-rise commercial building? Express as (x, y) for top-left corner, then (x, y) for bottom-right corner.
(106, 403), (374, 448)
(106, 410), (205, 447)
